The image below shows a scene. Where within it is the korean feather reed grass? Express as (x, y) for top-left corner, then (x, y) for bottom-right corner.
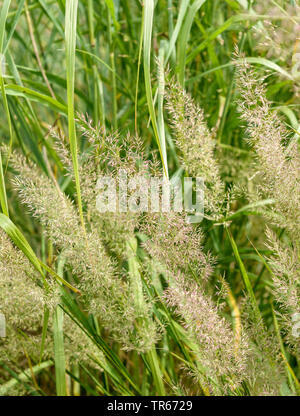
(0, 0), (299, 397)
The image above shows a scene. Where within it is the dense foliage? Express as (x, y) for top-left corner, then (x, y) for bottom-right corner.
(0, 0), (299, 396)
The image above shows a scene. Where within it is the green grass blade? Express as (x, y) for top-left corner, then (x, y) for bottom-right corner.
(165, 0), (190, 65)
(39, 306), (50, 364)
(243, 57), (293, 80)
(3, 2), (23, 51)
(145, 348), (166, 395)
(5, 83), (67, 113)
(226, 227), (261, 322)
(272, 306), (298, 393)
(134, 5), (144, 135)
(0, 152), (9, 216)
(37, 0), (64, 39)
(65, 0), (85, 231)
(3, 0), (24, 55)
(157, 43), (168, 177)
(0, 361), (53, 396)
(143, 0), (168, 178)
(104, 0), (120, 31)
(224, 199), (275, 221)
(61, 288), (142, 394)
(53, 305), (67, 396)
(186, 15), (240, 65)
(0, 0), (11, 51)
(38, 259), (80, 294)
(0, 0), (12, 214)
(177, 0), (207, 85)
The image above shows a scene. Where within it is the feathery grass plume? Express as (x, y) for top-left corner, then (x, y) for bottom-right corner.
(216, 145), (253, 192)
(74, 114), (155, 261)
(150, 79), (289, 394)
(7, 136), (159, 352)
(142, 211), (213, 282)
(0, 228), (102, 393)
(164, 273), (248, 395)
(236, 59), (300, 237)
(0, 229), (56, 332)
(236, 59), (300, 358)
(265, 228), (300, 353)
(0, 328), (50, 396)
(165, 81), (227, 220)
(74, 115), (160, 350)
(0, 228), (53, 391)
(74, 114), (247, 384)
(141, 210), (249, 394)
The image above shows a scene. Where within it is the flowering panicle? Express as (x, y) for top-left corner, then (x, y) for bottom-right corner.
(8, 135), (159, 352)
(265, 228), (300, 352)
(236, 60), (300, 355)
(165, 274), (248, 394)
(1, 63), (298, 394)
(236, 60), (300, 237)
(165, 82), (226, 220)
(141, 208), (249, 394)
(0, 227), (60, 323)
(0, 229), (100, 393)
(0, 229), (48, 356)
(142, 211), (213, 282)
